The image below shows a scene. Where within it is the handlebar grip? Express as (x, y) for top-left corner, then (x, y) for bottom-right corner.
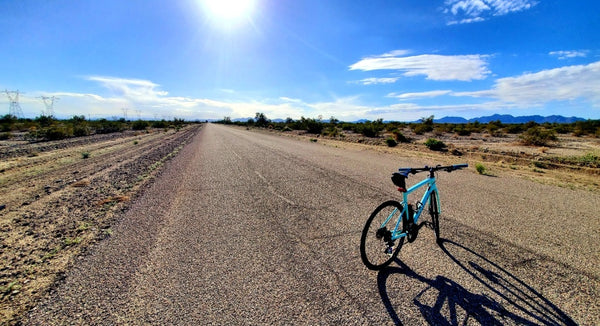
(452, 163), (468, 169)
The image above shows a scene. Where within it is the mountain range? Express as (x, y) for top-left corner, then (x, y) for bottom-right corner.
(432, 114), (585, 124)
(224, 114), (587, 124)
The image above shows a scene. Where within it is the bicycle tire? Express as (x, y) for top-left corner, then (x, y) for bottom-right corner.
(429, 191), (441, 244)
(360, 200), (405, 270)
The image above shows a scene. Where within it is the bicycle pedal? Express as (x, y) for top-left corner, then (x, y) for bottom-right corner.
(385, 246), (394, 255)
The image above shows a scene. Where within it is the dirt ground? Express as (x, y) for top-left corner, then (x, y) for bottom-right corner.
(269, 127), (600, 193)
(0, 125), (201, 324)
(0, 123), (597, 324)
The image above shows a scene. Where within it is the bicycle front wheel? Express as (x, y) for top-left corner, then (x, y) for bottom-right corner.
(360, 200), (405, 270)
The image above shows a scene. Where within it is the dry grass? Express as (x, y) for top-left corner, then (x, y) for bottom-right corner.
(96, 195), (131, 206)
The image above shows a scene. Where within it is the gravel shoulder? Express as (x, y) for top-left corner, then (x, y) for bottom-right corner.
(21, 123), (599, 325)
(0, 125), (201, 324)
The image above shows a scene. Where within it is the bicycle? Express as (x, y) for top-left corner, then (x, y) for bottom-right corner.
(360, 164), (468, 270)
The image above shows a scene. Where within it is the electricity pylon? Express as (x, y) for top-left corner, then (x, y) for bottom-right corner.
(4, 89), (24, 118)
(39, 96), (59, 117)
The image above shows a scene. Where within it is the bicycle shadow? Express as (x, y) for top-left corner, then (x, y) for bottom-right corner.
(377, 239), (577, 325)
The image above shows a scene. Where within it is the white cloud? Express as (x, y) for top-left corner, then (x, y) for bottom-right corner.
(86, 76), (169, 100)
(388, 90), (452, 99)
(549, 50), (588, 60)
(350, 52), (490, 81)
(454, 61), (600, 105)
(444, 0), (538, 24)
(356, 77), (400, 85)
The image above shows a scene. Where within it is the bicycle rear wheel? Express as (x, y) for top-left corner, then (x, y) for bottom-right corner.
(360, 200), (405, 270)
(429, 191), (441, 244)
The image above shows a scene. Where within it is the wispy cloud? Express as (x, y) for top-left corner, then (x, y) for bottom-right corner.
(549, 50), (588, 60)
(454, 61), (600, 105)
(444, 0), (538, 25)
(387, 90), (452, 99)
(355, 77), (400, 85)
(350, 51), (490, 81)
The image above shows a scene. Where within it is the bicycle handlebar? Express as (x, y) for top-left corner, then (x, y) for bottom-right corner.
(397, 164), (468, 177)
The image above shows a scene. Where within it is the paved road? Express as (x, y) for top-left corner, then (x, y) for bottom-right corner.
(27, 124), (598, 325)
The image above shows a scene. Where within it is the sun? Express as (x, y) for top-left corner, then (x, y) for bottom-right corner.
(201, 0), (255, 22)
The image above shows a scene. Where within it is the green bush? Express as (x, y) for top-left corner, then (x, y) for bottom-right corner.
(73, 125), (90, 137)
(413, 123), (433, 135)
(385, 137), (397, 147)
(132, 120), (150, 130)
(355, 122), (382, 137)
(44, 125), (72, 140)
(454, 125), (472, 136)
(305, 119), (324, 134)
(391, 129), (409, 143)
(519, 127), (557, 146)
(475, 163), (486, 174)
(424, 138), (447, 151)
(96, 119), (123, 134)
(504, 124), (524, 134)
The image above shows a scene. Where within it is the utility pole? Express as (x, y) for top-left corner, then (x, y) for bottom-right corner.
(38, 96), (59, 117)
(4, 89), (24, 118)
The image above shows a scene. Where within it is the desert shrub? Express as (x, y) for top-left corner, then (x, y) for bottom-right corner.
(475, 163), (486, 174)
(35, 115), (55, 128)
(412, 115), (434, 135)
(0, 132), (12, 140)
(254, 112), (270, 128)
(385, 137), (397, 147)
(357, 124), (379, 137)
(96, 119), (124, 134)
(73, 125), (90, 137)
(454, 125), (472, 136)
(424, 138), (447, 151)
(44, 125), (72, 140)
(81, 152), (90, 159)
(1, 114), (17, 131)
(391, 129), (409, 143)
(504, 124), (524, 134)
(132, 120), (150, 130)
(551, 152), (600, 168)
(355, 120), (383, 137)
(305, 119), (324, 134)
(151, 120), (169, 129)
(519, 127), (557, 146)
(573, 120), (600, 137)
(551, 123), (572, 134)
(322, 126), (341, 137)
(412, 123), (432, 135)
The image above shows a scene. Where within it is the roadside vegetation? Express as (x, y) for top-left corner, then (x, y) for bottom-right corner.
(0, 114), (191, 141)
(217, 113), (600, 140)
(216, 113), (600, 188)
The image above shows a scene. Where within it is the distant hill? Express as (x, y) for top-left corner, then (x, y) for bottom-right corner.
(434, 114), (585, 124)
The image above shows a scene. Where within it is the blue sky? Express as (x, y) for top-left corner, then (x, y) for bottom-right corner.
(1, 0), (599, 121)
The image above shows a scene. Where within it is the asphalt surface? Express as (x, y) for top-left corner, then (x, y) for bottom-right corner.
(27, 123), (599, 325)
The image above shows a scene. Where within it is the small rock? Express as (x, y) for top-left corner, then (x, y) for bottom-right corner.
(0, 204), (6, 211)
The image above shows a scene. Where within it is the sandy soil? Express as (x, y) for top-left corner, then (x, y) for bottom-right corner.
(269, 127), (600, 192)
(0, 125), (201, 324)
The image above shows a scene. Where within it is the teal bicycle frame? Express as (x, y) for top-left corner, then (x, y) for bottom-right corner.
(386, 176), (439, 241)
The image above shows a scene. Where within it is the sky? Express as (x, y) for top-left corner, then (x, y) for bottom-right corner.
(1, 0), (599, 121)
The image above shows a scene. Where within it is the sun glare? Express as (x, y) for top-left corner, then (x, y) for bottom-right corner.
(201, 0), (255, 22)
